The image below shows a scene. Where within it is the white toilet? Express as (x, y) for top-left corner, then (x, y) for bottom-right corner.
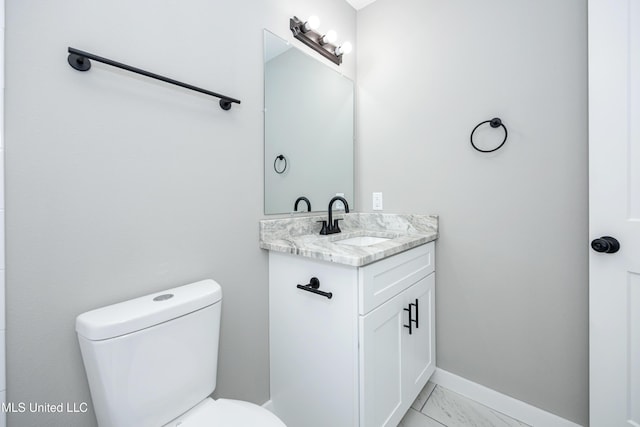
(76, 279), (286, 427)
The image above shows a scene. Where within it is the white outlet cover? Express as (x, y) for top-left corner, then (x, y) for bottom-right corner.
(372, 192), (383, 210)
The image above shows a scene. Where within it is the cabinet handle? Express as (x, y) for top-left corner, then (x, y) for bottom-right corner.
(404, 305), (413, 335)
(404, 299), (419, 335)
(412, 298), (419, 329)
(296, 277), (333, 299)
(403, 307), (412, 335)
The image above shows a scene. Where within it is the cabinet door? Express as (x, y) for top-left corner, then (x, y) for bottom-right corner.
(402, 273), (436, 403)
(359, 274), (436, 427)
(359, 289), (408, 427)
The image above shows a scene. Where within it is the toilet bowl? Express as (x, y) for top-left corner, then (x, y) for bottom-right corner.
(76, 279), (286, 427)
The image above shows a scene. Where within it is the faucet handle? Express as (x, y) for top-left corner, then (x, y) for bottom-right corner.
(332, 218), (344, 233)
(317, 220), (328, 235)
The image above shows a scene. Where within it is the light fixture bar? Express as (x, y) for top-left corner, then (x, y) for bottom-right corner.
(289, 16), (342, 65)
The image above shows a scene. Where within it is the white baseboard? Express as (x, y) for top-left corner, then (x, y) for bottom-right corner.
(431, 368), (583, 427)
(262, 399), (275, 413)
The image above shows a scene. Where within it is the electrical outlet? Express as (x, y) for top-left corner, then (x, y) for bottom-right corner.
(372, 192), (383, 210)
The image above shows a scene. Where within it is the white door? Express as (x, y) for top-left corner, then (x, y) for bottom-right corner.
(589, 0), (640, 425)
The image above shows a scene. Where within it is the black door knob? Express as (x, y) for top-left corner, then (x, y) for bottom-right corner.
(591, 236), (620, 253)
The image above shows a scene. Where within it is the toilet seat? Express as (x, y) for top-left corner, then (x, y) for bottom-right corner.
(164, 397), (286, 427)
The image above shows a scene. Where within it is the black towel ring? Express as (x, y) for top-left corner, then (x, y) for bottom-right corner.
(470, 117), (508, 153)
(274, 154), (287, 174)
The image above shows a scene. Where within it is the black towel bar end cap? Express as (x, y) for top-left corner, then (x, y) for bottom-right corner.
(219, 99), (232, 110)
(68, 53), (91, 71)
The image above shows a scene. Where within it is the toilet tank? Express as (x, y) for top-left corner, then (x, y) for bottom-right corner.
(76, 279), (222, 427)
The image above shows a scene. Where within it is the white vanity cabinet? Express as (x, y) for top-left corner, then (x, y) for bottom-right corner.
(268, 242), (435, 427)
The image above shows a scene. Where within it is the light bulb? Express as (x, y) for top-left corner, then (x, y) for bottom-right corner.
(335, 41), (353, 56)
(321, 30), (338, 45)
(303, 15), (320, 32)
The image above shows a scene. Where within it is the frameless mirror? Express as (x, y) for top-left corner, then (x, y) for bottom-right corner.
(264, 30), (354, 214)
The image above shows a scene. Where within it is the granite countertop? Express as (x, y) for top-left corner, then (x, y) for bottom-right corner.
(259, 213), (438, 267)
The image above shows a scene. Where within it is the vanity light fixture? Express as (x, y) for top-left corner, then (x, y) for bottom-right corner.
(320, 30), (337, 45)
(302, 15), (320, 33)
(335, 42), (352, 56)
(290, 16), (352, 65)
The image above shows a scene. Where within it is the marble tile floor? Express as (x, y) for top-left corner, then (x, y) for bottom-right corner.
(400, 382), (531, 427)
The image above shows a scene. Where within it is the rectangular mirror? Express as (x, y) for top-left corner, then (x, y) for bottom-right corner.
(264, 30), (354, 215)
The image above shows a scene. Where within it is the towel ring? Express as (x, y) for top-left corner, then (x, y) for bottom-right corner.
(274, 154), (287, 174)
(470, 117), (508, 153)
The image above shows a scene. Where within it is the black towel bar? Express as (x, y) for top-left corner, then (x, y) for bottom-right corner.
(296, 277), (332, 299)
(67, 47), (241, 110)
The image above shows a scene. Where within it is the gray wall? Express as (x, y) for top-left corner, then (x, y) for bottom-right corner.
(4, 1), (355, 426)
(356, 0), (588, 425)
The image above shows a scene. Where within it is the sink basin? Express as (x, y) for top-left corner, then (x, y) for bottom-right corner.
(336, 236), (391, 247)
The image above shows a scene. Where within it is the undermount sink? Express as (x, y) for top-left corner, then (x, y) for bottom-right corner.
(336, 236), (391, 247)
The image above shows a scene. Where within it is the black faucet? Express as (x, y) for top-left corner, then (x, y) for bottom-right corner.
(319, 196), (350, 235)
(294, 196), (311, 212)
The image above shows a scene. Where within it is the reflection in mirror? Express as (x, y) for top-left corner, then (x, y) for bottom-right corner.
(264, 30), (354, 215)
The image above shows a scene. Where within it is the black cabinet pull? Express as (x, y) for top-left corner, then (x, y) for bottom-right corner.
(412, 298), (419, 329)
(297, 277), (332, 299)
(403, 305), (413, 335)
(404, 298), (419, 335)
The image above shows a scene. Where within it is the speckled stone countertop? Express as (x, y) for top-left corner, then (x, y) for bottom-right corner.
(259, 213), (438, 267)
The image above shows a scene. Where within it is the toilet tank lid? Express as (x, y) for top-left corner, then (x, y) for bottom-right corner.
(76, 279), (222, 341)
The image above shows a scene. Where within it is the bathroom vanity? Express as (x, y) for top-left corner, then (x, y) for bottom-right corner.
(260, 213), (438, 427)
